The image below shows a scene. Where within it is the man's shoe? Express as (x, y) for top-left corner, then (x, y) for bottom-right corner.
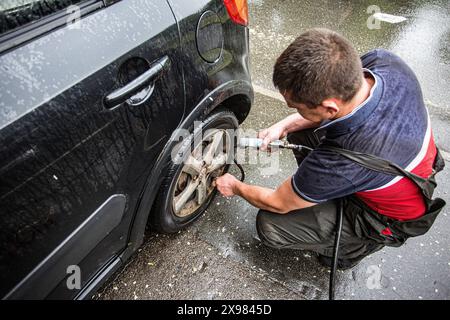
(317, 254), (362, 270)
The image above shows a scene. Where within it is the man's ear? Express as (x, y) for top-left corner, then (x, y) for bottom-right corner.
(320, 98), (340, 117)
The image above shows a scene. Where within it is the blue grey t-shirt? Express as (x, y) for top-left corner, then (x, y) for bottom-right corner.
(291, 49), (432, 208)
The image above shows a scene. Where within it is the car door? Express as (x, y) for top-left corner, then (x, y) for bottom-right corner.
(0, 0), (184, 299)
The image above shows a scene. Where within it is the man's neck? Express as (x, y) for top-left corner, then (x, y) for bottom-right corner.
(337, 73), (375, 118)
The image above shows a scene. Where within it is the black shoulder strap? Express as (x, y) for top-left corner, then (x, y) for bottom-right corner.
(319, 145), (434, 199)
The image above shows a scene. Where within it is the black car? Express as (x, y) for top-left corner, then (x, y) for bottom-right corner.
(0, 0), (253, 299)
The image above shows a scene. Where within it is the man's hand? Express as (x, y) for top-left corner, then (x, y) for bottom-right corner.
(215, 173), (240, 197)
(258, 123), (286, 151)
(258, 114), (320, 150)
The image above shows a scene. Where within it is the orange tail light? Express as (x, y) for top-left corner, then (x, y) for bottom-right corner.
(224, 0), (248, 26)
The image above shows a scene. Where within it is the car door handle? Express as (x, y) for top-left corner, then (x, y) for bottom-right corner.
(104, 56), (170, 109)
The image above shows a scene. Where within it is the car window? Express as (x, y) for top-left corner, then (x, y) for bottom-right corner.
(0, 0), (85, 36)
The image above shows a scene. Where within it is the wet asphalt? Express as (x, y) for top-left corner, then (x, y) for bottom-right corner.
(97, 0), (450, 300)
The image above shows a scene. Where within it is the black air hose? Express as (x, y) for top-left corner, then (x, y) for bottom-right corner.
(329, 198), (344, 300)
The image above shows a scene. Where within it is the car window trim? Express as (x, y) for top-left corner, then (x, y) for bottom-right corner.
(0, 0), (104, 55)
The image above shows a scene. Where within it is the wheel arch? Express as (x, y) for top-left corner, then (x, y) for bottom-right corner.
(221, 93), (252, 124)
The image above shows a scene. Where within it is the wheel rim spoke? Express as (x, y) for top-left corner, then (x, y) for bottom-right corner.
(196, 177), (207, 204)
(203, 131), (224, 165)
(174, 178), (200, 214)
(182, 155), (203, 176)
(207, 153), (227, 173)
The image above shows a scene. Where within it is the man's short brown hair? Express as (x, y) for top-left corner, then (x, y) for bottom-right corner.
(273, 28), (363, 108)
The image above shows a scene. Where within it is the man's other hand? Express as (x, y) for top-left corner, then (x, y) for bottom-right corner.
(215, 173), (239, 197)
(258, 124), (286, 151)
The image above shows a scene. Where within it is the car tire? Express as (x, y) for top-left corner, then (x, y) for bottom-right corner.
(150, 109), (239, 233)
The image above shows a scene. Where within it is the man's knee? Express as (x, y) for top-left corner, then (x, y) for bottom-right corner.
(256, 210), (289, 249)
(256, 202), (342, 251)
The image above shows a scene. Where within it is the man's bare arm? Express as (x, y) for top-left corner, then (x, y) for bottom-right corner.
(216, 174), (316, 213)
(279, 113), (319, 134)
(258, 113), (319, 150)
